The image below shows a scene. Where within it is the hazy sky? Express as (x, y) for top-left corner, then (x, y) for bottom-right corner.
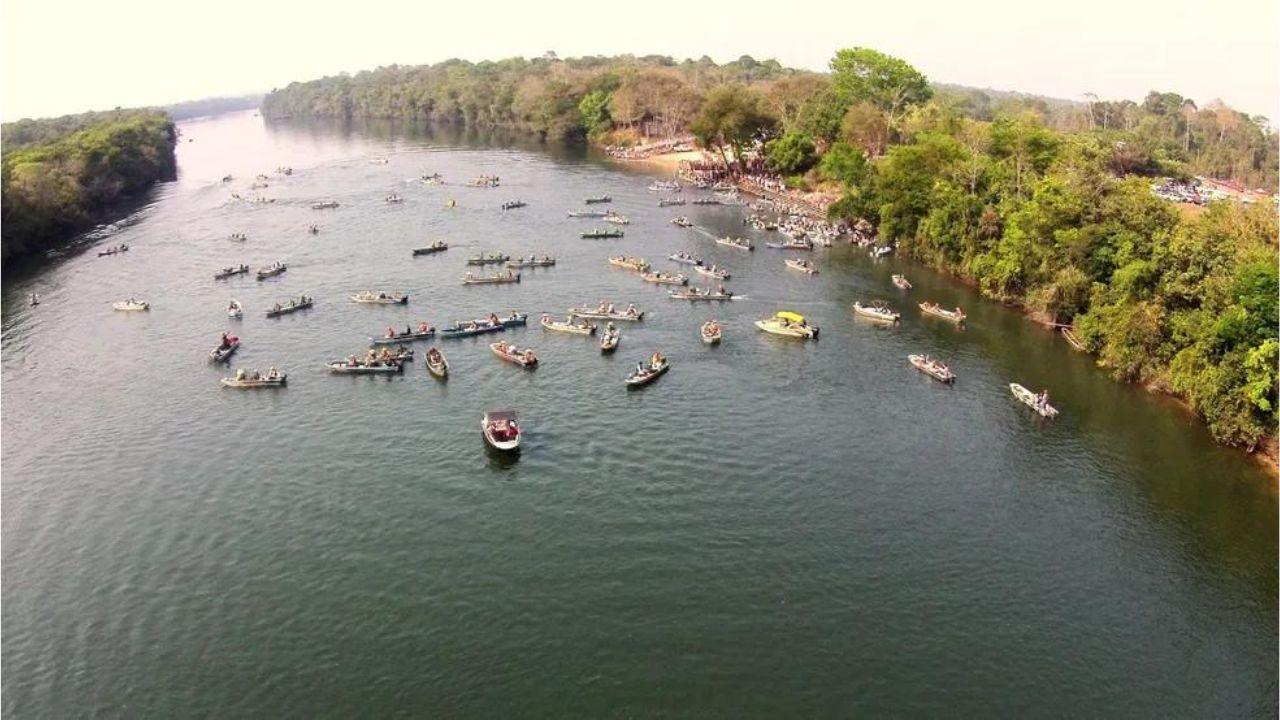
(2, 0), (1276, 121)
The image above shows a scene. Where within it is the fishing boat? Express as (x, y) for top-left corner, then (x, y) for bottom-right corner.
(385, 193), (404, 204)
(716, 236), (753, 251)
(424, 347), (449, 378)
(658, 198), (686, 207)
(214, 264), (250, 280)
(350, 291), (409, 304)
(690, 198), (721, 206)
(599, 323), (620, 353)
(668, 251), (702, 266)
(1010, 383), (1059, 418)
(112, 298), (149, 312)
(264, 296), (313, 318)
(29, 293), (38, 307)
(221, 369), (286, 388)
(625, 354), (669, 388)
(540, 314), (597, 335)
(892, 274), (912, 290)
(785, 258), (819, 274)
(440, 320), (505, 339)
(608, 256), (650, 272)
(1062, 327), (1086, 352)
(581, 229), (624, 239)
(467, 175), (500, 188)
(567, 210), (608, 218)
(481, 410), (521, 451)
(766, 238), (813, 250)
(370, 324), (436, 344)
(869, 245), (893, 258)
(501, 200), (527, 210)
(603, 212), (630, 225)
(641, 271), (688, 286)
(370, 157), (389, 165)
(227, 299), (244, 319)
(413, 241), (449, 255)
(700, 320), (723, 345)
(326, 359), (403, 374)
(98, 243), (129, 257)
(755, 311), (818, 339)
(506, 255), (556, 268)
(421, 172), (444, 185)
(256, 262), (287, 280)
(669, 287), (734, 301)
(474, 312), (528, 328)
(584, 194), (611, 204)
(462, 271), (520, 285)
(919, 302), (966, 324)
(852, 301), (900, 323)
(694, 264), (730, 280)
(490, 341), (538, 368)
(648, 181), (680, 192)
(209, 335), (240, 363)
(467, 252), (510, 266)
(568, 304), (645, 321)
(229, 232), (247, 242)
(670, 217), (693, 227)
(908, 354), (956, 383)
(311, 200), (339, 209)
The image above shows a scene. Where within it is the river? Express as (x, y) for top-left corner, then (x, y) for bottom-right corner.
(2, 110), (1275, 717)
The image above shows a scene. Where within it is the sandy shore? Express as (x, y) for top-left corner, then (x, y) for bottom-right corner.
(611, 149), (710, 171)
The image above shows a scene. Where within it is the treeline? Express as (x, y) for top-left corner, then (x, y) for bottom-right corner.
(166, 94), (263, 121)
(2, 109), (177, 263)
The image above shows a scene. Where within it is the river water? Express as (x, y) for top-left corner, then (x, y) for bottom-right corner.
(3, 111), (1275, 717)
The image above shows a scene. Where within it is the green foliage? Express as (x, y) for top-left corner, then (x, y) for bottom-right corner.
(818, 142), (869, 187)
(689, 85), (777, 170)
(764, 132), (817, 175)
(578, 90), (612, 137)
(829, 47), (932, 121)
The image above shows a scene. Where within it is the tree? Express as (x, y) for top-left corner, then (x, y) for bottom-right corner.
(689, 85), (777, 170)
(840, 101), (890, 156)
(764, 75), (829, 131)
(828, 47), (931, 122)
(764, 132), (817, 175)
(578, 90), (612, 136)
(818, 142), (869, 187)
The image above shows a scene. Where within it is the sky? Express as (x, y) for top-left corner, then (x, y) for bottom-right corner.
(1, 0), (1276, 121)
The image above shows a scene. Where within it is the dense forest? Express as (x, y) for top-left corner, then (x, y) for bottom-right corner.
(1, 109), (177, 264)
(165, 94), (263, 121)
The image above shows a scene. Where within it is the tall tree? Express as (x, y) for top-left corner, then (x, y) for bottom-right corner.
(689, 85), (778, 170)
(828, 47), (931, 123)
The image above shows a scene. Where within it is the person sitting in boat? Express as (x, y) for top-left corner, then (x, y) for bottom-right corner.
(251, 370), (261, 380)
(386, 326), (396, 338)
(490, 314), (501, 325)
(267, 367), (279, 379)
(236, 368), (247, 381)
(635, 361), (645, 376)
(418, 322), (430, 333)
(650, 352), (664, 367)
(625, 304), (637, 316)
(219, 332), (231, 350)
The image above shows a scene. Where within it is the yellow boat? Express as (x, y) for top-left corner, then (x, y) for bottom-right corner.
(754, 311), (819, 339)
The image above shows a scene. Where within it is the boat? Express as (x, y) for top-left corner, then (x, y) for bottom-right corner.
(421, 172), (444, 185)
(785, 258), (819, 274)
(97, 243), (129, 257)
(694, 264), (730, 280)
(209, 335), (240, 363)
(853, 301), (900, 323)
(227, 299), (243, 318)
(908, 354), (956, 383)
(501, 200), (527, 210)
(412, 242), (449, 255)
(869, 245), (893, 258)
(700, 320), (722, 345)
(370, 157), (389, 165)
(670, 217), (693, 227)
(467, 252), (511, 266)
(669, 287), (734, 301)
(467, 175), (500, 188)
(567, 210), (608, 218)
(716, 236), (753, 251)
(506, 255), (556, 268)
(229, 232), (247, 242)
(481, 410), (521, 451)
(641, 271), (688, 286)
(221, 369), (287, 388)
(766, 239), (813, 250)
(603, 212), (630, 225)
(648, 181), (680, 192)
(599, 323), (620, 353)
(1062, 327), (1086, 352)
(658, 198), (686, 207)
(625, 354), (670, 388)
(351, 291), (409, 305)
(490, 341), (538, 368)
(440, 319), (505, 339)
(581, 229), (624, 239)
(264, 296), (313, 318)
(667, 252), (702, 266)
(474, 312), (527, 328)
(608, 256), (649, 272)
(29, 293), (39, 307)
(256, 262), (287, 280)
(568, 304), (644, 321)
(214, 264), (250, 280)
(424, 347), (449, 378)
(112, 298), (149, 312)
(690, 198), (721, 206)
(754, 311), (818, 339)
(919, 302), (966, 324)
(385, 193), (404, 204)
(584, 195), (611, 204)
(892, 274), (912, 290)
(541, 314), (596, 335)
(326, 358), (404, 374)
(311, 200), (339, 209)
(462, 271), (520, 285)
(1010, 383), (1059, 418)
(371, 324), (436, 344)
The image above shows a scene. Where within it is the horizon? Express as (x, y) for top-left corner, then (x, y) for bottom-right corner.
(1, 0), (1276, 123)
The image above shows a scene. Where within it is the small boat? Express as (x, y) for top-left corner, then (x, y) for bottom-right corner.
(567, 210), (608, 218)
(568, 304), (644, 321)
(424, 347), (449, 378)
(264, 296), (313, 318)
(490, 341), (538, 368)
(581, 229), (624, 239)
(669, 288), (734, 302)
(608, 256), (649, 272)
(599, 323), (620, 353)
(466, 175), (500, 188)
(648, 181), (680, 192)
(112, 299), (149, 312)
(413, 242), (449, 255)
(385, 193), (404, 203)
(659, 198), (686, 207)
(919, 302), (966, 324)
(690, 198), (722, 206)
(227, 299), (243, 318)
(625, 354), (670, 388)
(700, 321), (722, 345)
(584, 195), (612, 204)
(221, 369), (286, 388)
(209, 336), (240, 363)
(370, 325), (436, 344)
(481, 410), (521, 451)
(603, 212), (630, 225)
(29, 293), (39, 307)
(541, 314), (596, 335)
(421, 172), (444, 185)
(641, 271), (688, 286)
(908, 354), (955, 383)
(311, 200), (339, 209)
(716, 236), (753, 251)
(256, 262), (287, 280)
(445, 199), (457, 207)
(327, 359), (403, 374)
(853, 301), (900, 323)
(467, 253), (511, 266)
(670, 217), (693, 227)
(694, 265), (730, 280)
(668, 252), (702, 266)
(221, 174), (233, 182)
(97, 243), (129, 257)
(351, 291), (409, 305)
(229, 233), (247, 242)
(506, 256), (556, 268)
(474, 312), (528, 328)
(1010, 383), (1058, 418)
(755, 311), (818, 339)
(214, 264), (250, 280)
(440, 320), (505, 339)
(370, 157), (390, 165)
(869, 245), (893, 258)
(892, 274), (912, 290)
(785, 258), (818, 274)
(501, 200), (527, 210)
(766, 239), (812, 250)
(1062, 327), (1086, 352)
(462, 271), (520, 285)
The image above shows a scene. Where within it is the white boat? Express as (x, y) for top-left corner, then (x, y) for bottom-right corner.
(540, 314), (597, 335)
(754, 311), (818, 339)
(482, 410), (521, 450)
(1010, 383), (1058, 418)
(568, 305), (644, 321)
(919, 302), (966, 324)
(350, 291), (409, 304)
(603, 212), (630, 225)
(892, 274), (912, 290)
(490, 341), (538, 367)
(641, 271), (688, 286)
(869, 245), (893, 258)
(599, 323), (620, 353)
(227, 299), (243, 318)
(625, 355), (670, 388)
(853, 301), (900, 323)
(567, 210), (608, 218)
(221, 369), (286, 388)
(694, 265), (729, 280)
(700, 321), (722, 345)
(908, 354), (955, 383)
(716, 236), (753, 251)
(785, 258), (818, 274)
(113, 299), (149, 312)
(668, 252), (702, 266)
